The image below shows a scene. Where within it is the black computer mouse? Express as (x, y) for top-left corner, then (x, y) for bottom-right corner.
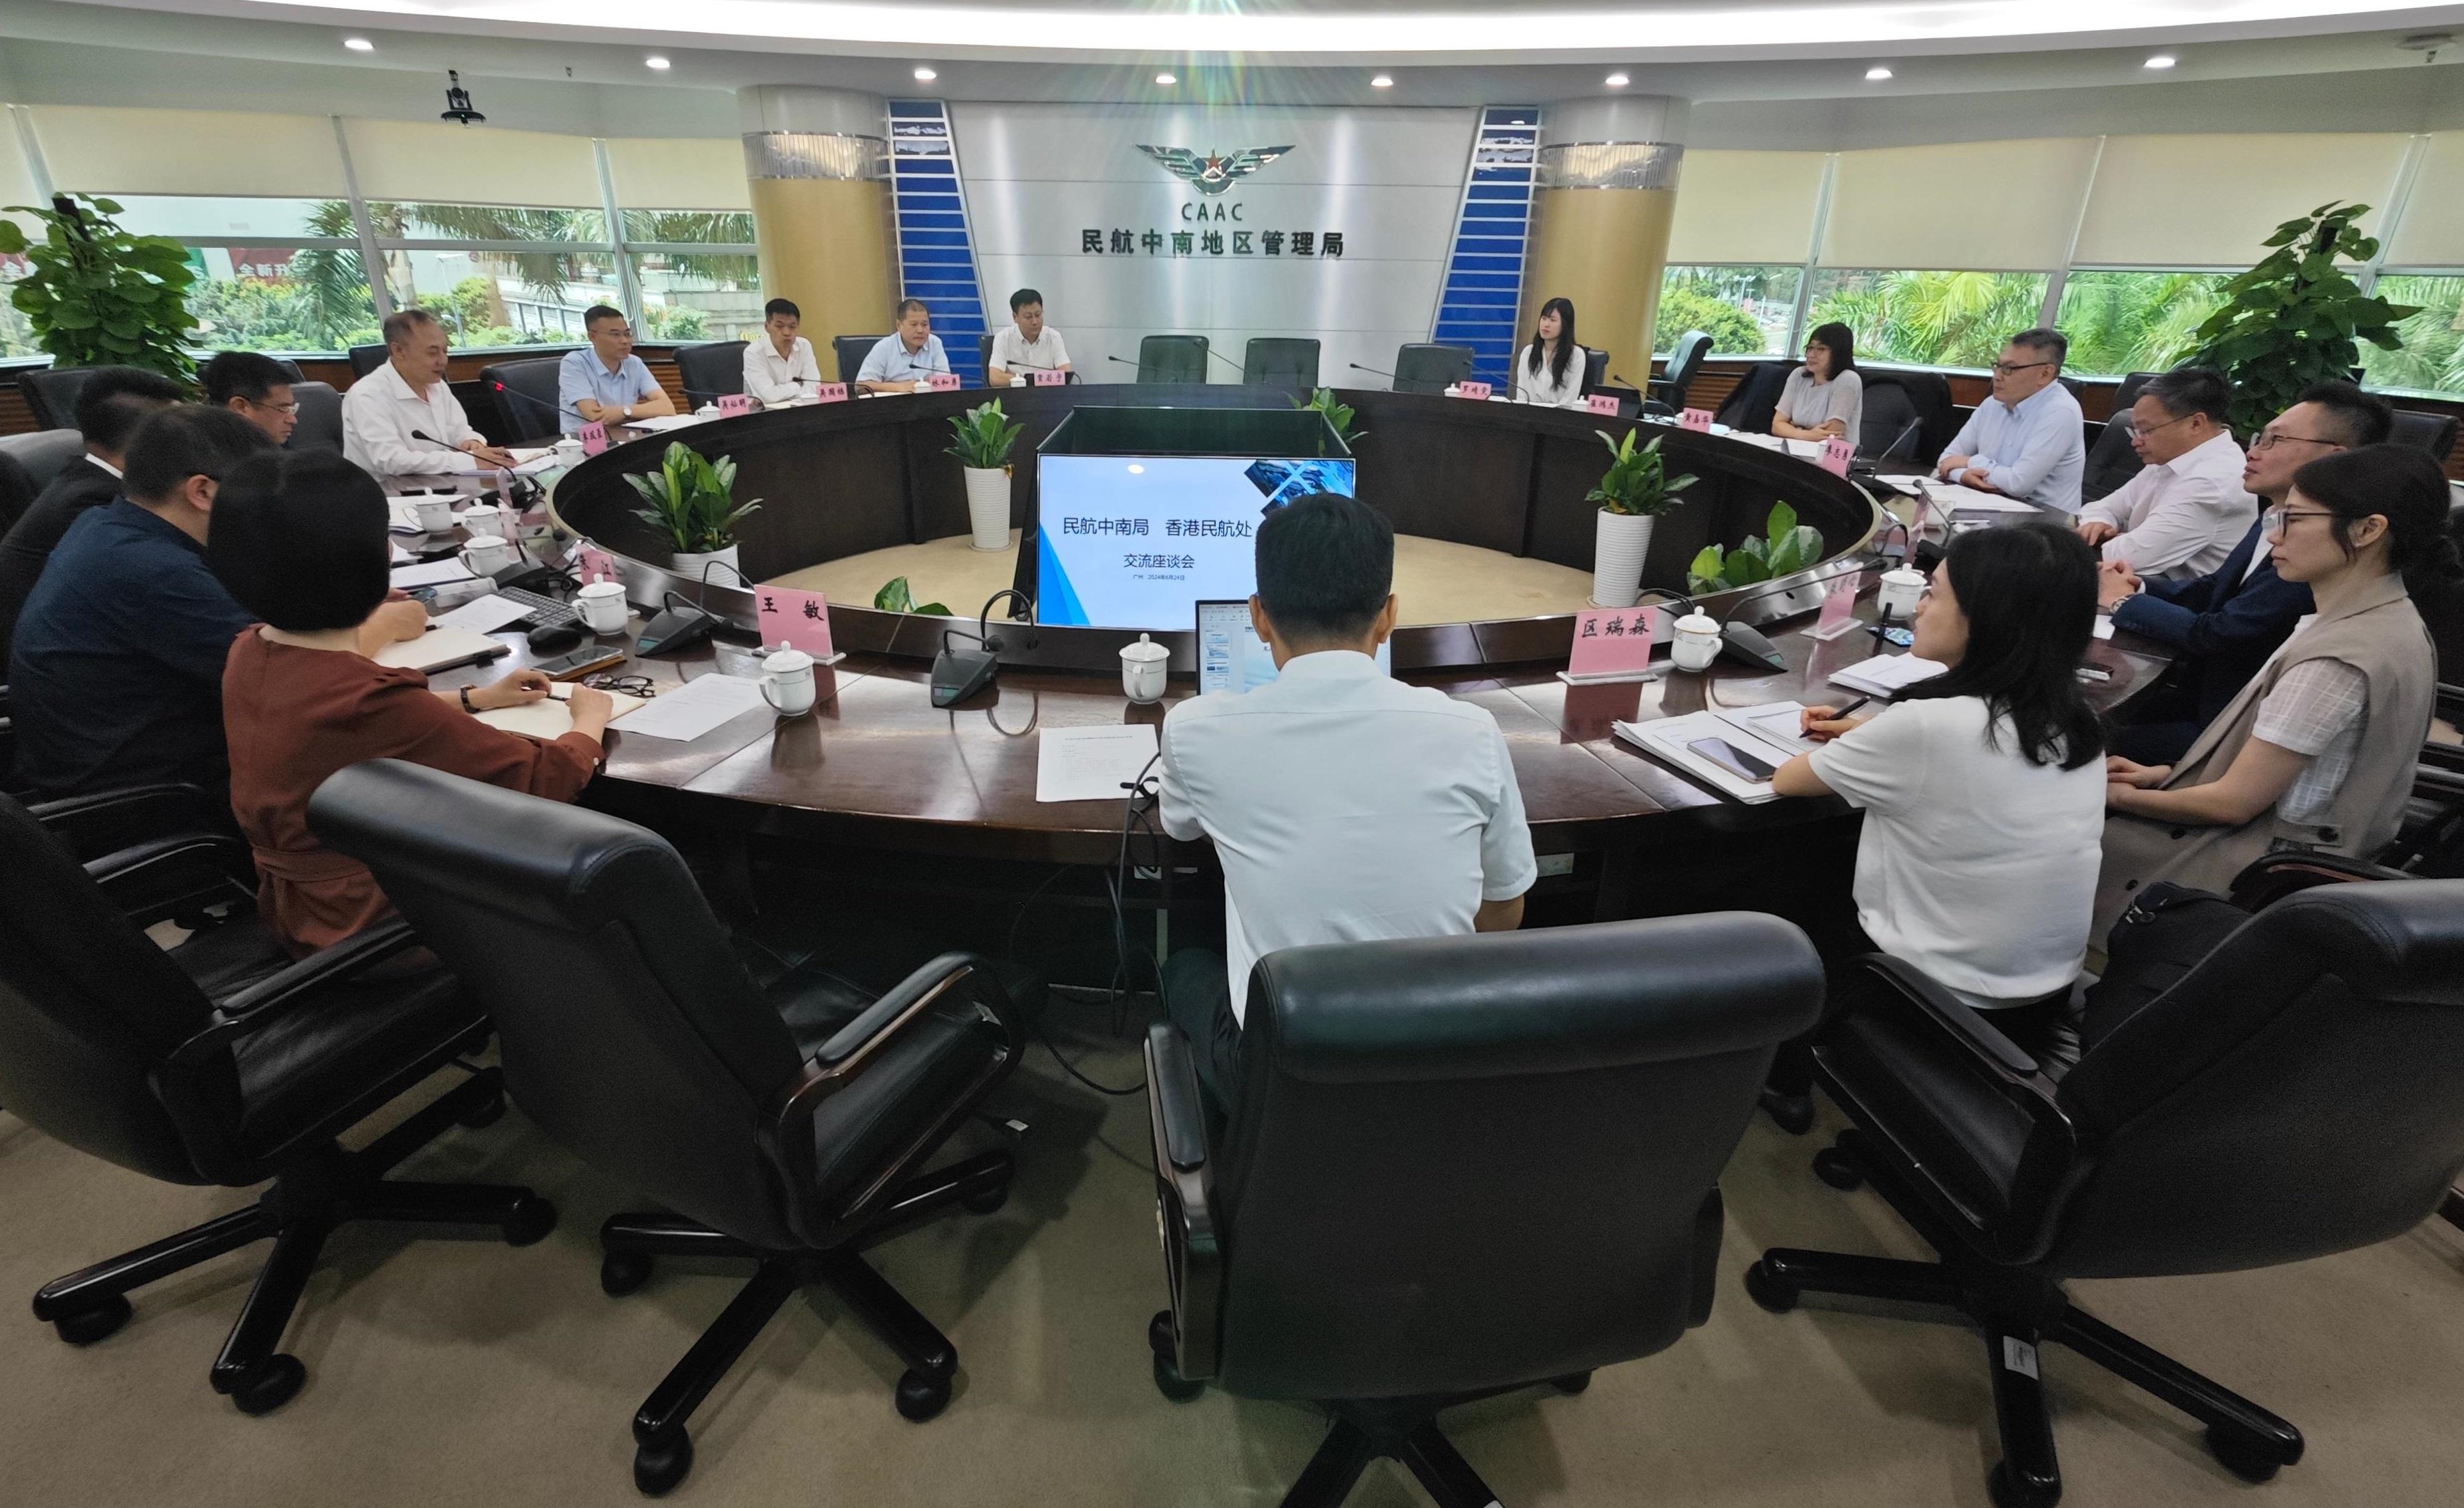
(526, 622), (584, 655)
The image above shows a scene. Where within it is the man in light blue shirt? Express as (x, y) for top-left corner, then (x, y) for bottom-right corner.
(556, 305), (673, 433)
(1937, 327), (2086, 512)
(856, 299), (952, 394)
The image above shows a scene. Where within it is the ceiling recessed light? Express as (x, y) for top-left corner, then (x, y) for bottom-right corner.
(1865, 65), (1893, 81)
(2145, 54), (2177, 69)
(645, 56), (671, 71)
(1604, 73), (1630, 88)
(1371, 73), (1394, 88)
(1156, 71), (1178, 86)
(343, 37), (373, 53)
(913, 65), (936, 82)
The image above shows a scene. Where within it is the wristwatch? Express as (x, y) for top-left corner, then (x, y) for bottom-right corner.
(459, 686), (479, 714)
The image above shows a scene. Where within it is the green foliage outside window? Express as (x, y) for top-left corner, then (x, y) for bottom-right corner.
(2355, 275), (2464, 397)
(1808, 270), (2049, 368)
(1652, 283), (1769, 355)
(2053, 272), (2230, 378)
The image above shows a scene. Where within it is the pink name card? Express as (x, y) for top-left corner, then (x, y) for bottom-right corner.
(1679, 408), (1714, 432)
(1031, 367), (1067, 387)
(1568, 606), (1659, 678)
(814, 382), (849, 404)
(1452, 380), (1493, 400)
(1586, 392), (1621, 416)
(926, 371), (961, 392)
(756, 586), (836, 659)
(716, 393), (751, 416)
(578, 420), (608, 456)
(574, 542), (621, 585)
(1809, 569), (1861, 640)
(1819, 436), (1855, 476)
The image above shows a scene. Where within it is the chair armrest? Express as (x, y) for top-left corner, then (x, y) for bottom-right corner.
(168, 917), (431, 1066)
(2416, 757), (2464, 793)
(1143, 1024), (1222, 1382)
(30, 782), (231, 863)
(765, 953), (1023, 1237)
(2435, 681), (2462, 727)
(2229, 850), (2411, 909)
(1854, 954), (2047, 1078)
(84, 831), (256, 927)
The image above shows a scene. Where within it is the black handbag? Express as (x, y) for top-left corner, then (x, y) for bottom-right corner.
(2079, 881), (2254, 1050)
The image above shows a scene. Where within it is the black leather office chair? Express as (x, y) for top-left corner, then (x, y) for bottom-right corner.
(833, 334), (886, 386)
(478, 356), (566, 442)
(1242, 337), (1321, 389)
(1137, 334), (1210, 384)
(1579, 344), (1609, 396)
(289, 381), (344, 454)
(1649, 331), (1712, 412)
(1146, 915), (1824, 1507)
(0, 447), (31, 535)
(1858, 376), (1924, 462)
(2391, 408), (2459, 464)
(0, 428), (87, 493)
(19, 367), (90, 432)
(976, 331), (997, 380)
(269, 357), (305, 384)
(310, 761), (1037, 1495)
(672, 340), (746, 407)
(1750, 880), (2464, 1507)
(0, 787), (554, 1414)
(2080, 371), (2159, 503)
(346, 343), (389, 380)
(1391, 343), (1473, 396)
(1711, 359), (1792, 432)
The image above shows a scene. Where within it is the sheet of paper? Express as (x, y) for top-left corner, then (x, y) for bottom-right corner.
(370, 626), (507, 674)
(508, 454), (561, 476)
(2093, 616), (2115, 640)
(608, 671), (768, 742)
(389, 543), (413, 565)
(1829, 653), (1949, 698)
(507, 446), (552, 462)
(472, 683), (648, 740)
(1718, 702), (1825, 759)
(391, 559), (476, 589)
(627, 413), (712, 433)
(429, 593), (534, 634)
(1036, 723), (1160, 804)
(1610, 712), (1786, 804)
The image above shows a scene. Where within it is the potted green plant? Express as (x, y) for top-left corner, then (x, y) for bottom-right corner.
(625, 442), (761, 578)
(947, 399), (1025, 551)
(1291, 387), (1363, 446)
(1586, 429), (1696, 607)
(0, 194), (198, 380)
(2174, 201), (2417, 436)
(1686, 502), (1824, 594)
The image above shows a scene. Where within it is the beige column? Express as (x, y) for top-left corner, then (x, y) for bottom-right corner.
(738, 86), (896, 351)
(1520, 96), (1689, 390)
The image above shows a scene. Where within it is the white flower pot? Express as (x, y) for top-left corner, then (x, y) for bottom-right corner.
(1591, 510), (1656, 608)
(672, 543), (741, 583)
(964, 466), (1013, 551)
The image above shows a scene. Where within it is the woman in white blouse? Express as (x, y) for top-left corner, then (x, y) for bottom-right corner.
(1514, 297), (1586, 408)
(1771, 321), (1864, 446)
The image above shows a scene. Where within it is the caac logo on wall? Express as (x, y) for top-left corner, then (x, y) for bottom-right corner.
(1079, 142), (1349, 260)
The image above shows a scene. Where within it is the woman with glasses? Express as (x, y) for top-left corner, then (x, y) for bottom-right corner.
(1760, 521), (2110, 1116)
(2093, 444), (2457, 938)
(1769, 321), (1863, 446)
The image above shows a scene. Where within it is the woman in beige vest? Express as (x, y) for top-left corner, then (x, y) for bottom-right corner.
(2094, 444), (2458, 936)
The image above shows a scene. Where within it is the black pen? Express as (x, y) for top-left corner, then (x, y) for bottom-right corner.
(1827, 696), (1872, 720)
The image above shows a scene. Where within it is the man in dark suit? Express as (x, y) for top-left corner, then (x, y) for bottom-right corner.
(2099, 380), (2393, 764)
(0, 366), (185, 665)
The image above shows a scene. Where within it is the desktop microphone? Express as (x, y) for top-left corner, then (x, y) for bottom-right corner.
(1347, 362), (1397, 381)
(490, 380), (578, 435)
(1205, 345), (1250, 380)
(931, 589), (1037, 708)
(407, 429), (473, 456)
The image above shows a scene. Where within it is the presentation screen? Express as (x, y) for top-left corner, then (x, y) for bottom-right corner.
(1035, 454), (1357, 629)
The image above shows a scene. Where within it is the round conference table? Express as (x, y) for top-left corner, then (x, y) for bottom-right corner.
(398, 384), (2170, 902)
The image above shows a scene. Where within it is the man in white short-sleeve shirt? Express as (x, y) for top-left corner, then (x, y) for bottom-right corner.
(987, 288), (1071, 386)
(341, 307), (518, 478)
(2075, 367), (2255, 583)
(743, 297), (823, 406)
(1158, 493), (1538, 1105)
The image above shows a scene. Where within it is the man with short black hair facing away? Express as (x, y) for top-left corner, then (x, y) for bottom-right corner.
(0, 365), (183, 664)
(558, 303), (673, 434)
(1156, 492), (1538, 1108)
(743, 297), (823, 406)
(342, 307), (518, 475)
(987, 288), (1071, 386)
(201, 350), (300, 447)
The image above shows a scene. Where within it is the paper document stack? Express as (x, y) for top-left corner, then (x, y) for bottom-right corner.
(1827, 653), (1947, 699)
(1610, 704), (1810, 804)
(473, 682), (648, 740)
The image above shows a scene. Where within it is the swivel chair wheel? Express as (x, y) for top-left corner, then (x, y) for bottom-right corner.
(1812, 1147), (1866, 1191)
(600, 1250), (655, 1298)
(634, 1427), (694, 1497)
(895, 1367), (952, 1421)
(456, 1089), (507, 1128)
(1552, 1371), (1592, 1395)
(1759, 1086), (1815, 1135)
(51, 1293), (132, 1346)
(1743, 1260), (1800, 1315)
(502, 1196), (559, 1247)
(962, 1183), (1011, 1216)
(1152, 1352), (1206, 1402)
(2205, 1424), (2288, 1483)
(1986, 1460), (2060, 1508)
(224, 1353), (307, 1416)
(1148, 1310), (1178, 1360)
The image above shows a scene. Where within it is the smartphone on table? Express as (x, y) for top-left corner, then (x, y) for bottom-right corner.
(1688, 737), (1778, 783)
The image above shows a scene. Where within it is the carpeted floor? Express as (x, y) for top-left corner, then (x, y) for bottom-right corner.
(5, 1004), (2463, 1507)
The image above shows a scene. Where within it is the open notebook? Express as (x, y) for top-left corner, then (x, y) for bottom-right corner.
(472, 682), (648, 739)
